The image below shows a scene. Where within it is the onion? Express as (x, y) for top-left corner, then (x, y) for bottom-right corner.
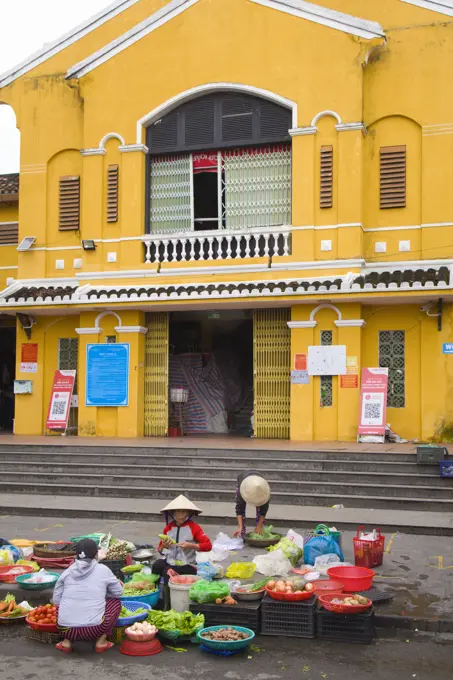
(267, 580), (276, 590)
(304, 583), (315, 592)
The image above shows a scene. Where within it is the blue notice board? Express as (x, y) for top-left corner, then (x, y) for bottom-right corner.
(86, 343), (130, 407)
(443, 343), (453, 355)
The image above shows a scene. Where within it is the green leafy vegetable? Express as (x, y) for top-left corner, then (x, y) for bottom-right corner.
(247, 525), (280, 541)
(120, 606), (147, 617)
(147, 609), (204, 635)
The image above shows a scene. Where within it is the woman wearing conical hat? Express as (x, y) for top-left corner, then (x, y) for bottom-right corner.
(233, 472), (271, 539)
(152, 495), (212, 588)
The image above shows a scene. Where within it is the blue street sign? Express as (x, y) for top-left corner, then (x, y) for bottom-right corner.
(442, 343), (453, 354)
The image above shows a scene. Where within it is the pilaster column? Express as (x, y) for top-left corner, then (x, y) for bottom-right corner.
(335, 318), (365, 441)
(288, 311), (317, 441)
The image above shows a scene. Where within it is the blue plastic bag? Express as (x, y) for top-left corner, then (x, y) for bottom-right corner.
(304, 535), (344, 566)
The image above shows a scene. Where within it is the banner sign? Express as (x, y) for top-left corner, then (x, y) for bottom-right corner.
(46, 370), (76, 430)
(193, 153), (218, 174)
(358, 368), (388, 438)
(86, 343), (129, 407)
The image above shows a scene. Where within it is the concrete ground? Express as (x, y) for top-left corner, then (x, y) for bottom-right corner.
(1, 514), (453, 626)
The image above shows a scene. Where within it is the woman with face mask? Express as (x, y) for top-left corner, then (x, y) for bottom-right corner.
(53, 538), (123, 654)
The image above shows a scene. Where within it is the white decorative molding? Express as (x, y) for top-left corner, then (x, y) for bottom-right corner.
(288, 320), (317, 328)
(289, 126), (317, 137)
(311, 110), (342, 126)
(95, 310), (122, 328)
(81, 148), (106, 157)
(334, 319), (366, 328)
(100, 132), (125, 148)
(73, 258), (82, 269)
(114, 325), (148, 334)
(119, 144), (149, 154)
(249, 0), (384, 39)
(336, 122), (366, 133)
(375, 242), (387, 253)
(310, 303), (342, 321)
(67, 0), (201, 79)
(55, 260), (64, 270)
(0, 266), (18, 270)
(321, 240), (332, 252)
(399, 240), (411, 252)
(137, 84), (298, 142)
(0, 0), (141, 88)
(423, 123), (453, 137)
(107, 252), (117, 263)
(75, 327), (102, 335)
(401, 0), (453, 18)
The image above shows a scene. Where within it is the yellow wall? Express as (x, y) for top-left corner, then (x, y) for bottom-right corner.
(0, 202), (18, 289)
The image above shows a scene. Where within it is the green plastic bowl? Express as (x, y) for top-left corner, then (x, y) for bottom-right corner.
(15, 571), (60, 590)
(197, 625), (255, 651)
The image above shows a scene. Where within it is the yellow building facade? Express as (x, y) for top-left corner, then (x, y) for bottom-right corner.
(1, 0), (453, 441)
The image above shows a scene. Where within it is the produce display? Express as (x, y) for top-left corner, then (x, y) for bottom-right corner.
(247, 525), (280, 541)
(266, 538), (303, 566)
(189, 579), (230, 604)
(0, 594), (31, 618)
(125, 621), (157, 640)
(122, 579), (158, 596)
(201, 627), (251, 641)
(266, 579), (315, 594)
(121, 564), (143, 575)
(158, 534), (176, 545)
(147, 609), (205, 635)
(105, 540), (132, 560)
(331, 594), (369, 606)
(245, 578), (270, 592)
(215, 596), (237, 605)
(120, 605), (147, 617)
(27, 603), (57, 625)
(25, 569), (57, 584)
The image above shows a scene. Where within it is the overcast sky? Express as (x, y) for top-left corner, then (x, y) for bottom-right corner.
(0, 0), (113, 174)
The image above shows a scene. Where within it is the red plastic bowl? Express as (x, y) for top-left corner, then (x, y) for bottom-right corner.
(313, 580), (344, 593)
(0, 565), (34, 583)
(26, 616), (58, 633)
(319, 593), (372, 614)
(327, 566), (375, 592)
(265, 586), (315, 602)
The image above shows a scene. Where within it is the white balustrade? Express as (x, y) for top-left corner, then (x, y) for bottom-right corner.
(142, 226), (291, 264)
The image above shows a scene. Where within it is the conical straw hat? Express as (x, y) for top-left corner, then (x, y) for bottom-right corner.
(160, 494), (202, 514)
(240, 476), (271, 507)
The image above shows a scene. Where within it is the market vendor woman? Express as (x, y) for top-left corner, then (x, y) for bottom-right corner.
(153, 494), (212, 584)
(233, 471), (271, 538)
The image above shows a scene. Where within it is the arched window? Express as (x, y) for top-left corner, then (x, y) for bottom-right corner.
(146, 93), (292, 234)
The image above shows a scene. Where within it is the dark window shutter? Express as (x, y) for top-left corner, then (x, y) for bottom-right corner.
(59, 176), (80, 231)
(259, 99), (291, 139)
(221, 95), (254, 142)
(380, 145), (406, 209)
(107, 164), (119, 223)
(0, 222), (18, 244)
(150, 111), (178, 152)
(185, 97), (216, 146)
(320, 146), (333, 209)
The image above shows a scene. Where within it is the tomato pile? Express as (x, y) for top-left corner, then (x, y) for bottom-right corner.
(28, 604), (57, 625)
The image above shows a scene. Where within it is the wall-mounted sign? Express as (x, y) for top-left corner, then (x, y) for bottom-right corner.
(14, 380), (33, 394)
(46, 370), (76, 431)
(86, 343), (130, 407)
(291, 370), (310, 385)
(20, 343), (38, 373)
(443, 343), (453, 354)
(308, 345), (347, 376)
(340, 374), (359, 389)
(294, 353), (307, 370)
(358, 368), (389, 441)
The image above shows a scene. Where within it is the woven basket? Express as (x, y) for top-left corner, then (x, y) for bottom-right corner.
(26, 626), (61, 644)
(33, 543), (76, 559)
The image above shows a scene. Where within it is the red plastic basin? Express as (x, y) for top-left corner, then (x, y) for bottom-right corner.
(313, 580), (344, 593)
(326, 566), (375, 592)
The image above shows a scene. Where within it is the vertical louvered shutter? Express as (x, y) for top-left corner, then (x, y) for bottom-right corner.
(320, 146), (333, 209)
(59, 176), (80, 231)
(0, 223), (18, 244)
(380, 145), (406, 209)
(107, 165), (119, 223)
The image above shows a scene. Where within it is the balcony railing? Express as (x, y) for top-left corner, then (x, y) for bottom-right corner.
(142, 226), (291, 264)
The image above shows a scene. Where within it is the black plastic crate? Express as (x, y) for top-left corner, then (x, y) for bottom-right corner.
(417, 445), (447, 465)
(189, 601), (261, 633)
(317, 604), (375, 644)
(260, 594), (317, 638)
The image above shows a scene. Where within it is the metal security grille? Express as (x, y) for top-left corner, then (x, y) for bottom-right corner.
(149, 155), (192, 233)
(379, 330), (405, 408)
(253, 308), (290, 439)
(222, 145), (292, 228)
(144, 312), (169, 436)
(58, 338), (78, 393)
(320, 331), (333, 407)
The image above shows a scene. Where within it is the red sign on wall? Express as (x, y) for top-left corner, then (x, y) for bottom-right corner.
(358, 368), (389, 439)
(46, 370), (76, 431)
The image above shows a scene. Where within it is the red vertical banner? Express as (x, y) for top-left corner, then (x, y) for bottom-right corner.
(358, 368), (389, 440)
(46, 370), (76, 431)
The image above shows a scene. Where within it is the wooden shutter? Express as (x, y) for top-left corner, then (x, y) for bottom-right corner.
(320, 145), (333, 209)
(59, 176), (80, 230)
(380, 145), (406, 209)
(107, 165), (119, 223)
(0, 222), (18, 245)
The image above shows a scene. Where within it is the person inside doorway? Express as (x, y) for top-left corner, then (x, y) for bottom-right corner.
(233, 471), (271, 538)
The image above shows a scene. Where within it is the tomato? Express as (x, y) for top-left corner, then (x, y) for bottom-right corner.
(28, 617), (36, 623)
(42, 618), (50, 624)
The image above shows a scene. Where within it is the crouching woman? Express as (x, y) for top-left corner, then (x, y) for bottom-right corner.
(53, 538), (123, 654)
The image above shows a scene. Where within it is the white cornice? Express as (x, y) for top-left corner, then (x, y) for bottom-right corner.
(289, 126), (317, 137)
(75, 327), (102, 335)
(334, 319), (366, 328)
(119, 144), (149, 154)
(288, 320), (318, 328)
(401, 0), (453, 17)
(81, 148), (106, 157)
(336, 122), (366, 133)
(114, 325), (148, 334)
(66, 0), (200, 79)
(0, 0), (141, 89)
(249, 0), (384, 39)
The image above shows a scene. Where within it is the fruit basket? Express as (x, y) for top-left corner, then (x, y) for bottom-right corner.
(26, 604), (58, 632)
(117, 601), (151, 627)
(318, 593), (372, 614)
(327, 566), (375, 592)
(15, 571), (60, 590)
(0, 565), (34, 583)
(197, 625), (255, 651)
(265, 586), (314, 602)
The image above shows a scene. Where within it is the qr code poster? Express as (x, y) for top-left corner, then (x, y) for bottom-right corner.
(361, 393), (384, 426)
(48, 392), (70, 422)
(46, 370), (76, 430)
(358, 368), (388, 437)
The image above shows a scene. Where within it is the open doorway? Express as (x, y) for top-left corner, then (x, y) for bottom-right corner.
(0, 325), (16, 431)
(169, 310), (253, 436)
